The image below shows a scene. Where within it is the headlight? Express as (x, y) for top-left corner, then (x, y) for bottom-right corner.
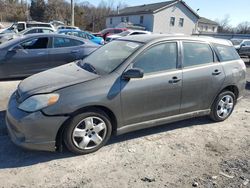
(18, 93), (59, 112)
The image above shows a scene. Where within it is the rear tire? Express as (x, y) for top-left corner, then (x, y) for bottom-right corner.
(210, 91), (236, 122)
(63, 110), (112, 155)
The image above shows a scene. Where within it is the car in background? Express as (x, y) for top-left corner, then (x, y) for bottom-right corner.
(93, 28), (127, 40)
(231, 38), (250, 57)
(10, 21), (55, 32)
(58, 29), (104, 45)
(105, 30), (151, 43)
(5, 35), (246, 155)
(0, 33), (99, 79)
(57, 25), (79, 30)
(0, 23), (4, 29)
(0, 27), (55, 44)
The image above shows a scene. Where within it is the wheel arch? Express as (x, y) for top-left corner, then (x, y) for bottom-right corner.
(55, 105), (118, 151)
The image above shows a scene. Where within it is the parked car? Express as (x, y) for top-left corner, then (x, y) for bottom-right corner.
(0, 26), (16, 35)
(57, 25), (79, 30)
(105, 30), (151, 43)
(0, 23), (4, 29)
(231, 38), (250, 57)
(0, 33), (99, 79)
(6, 35), (246, 155)
(9, 21), (55, 32)
(0, 27), (55, 44)
(58, 29), (104, 45)
(93, 28), (127, 40)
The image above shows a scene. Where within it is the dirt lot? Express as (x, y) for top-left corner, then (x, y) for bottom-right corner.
(0, 60), (249, 188)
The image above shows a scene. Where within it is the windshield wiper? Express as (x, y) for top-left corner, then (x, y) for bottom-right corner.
(77, 61), (98, 74)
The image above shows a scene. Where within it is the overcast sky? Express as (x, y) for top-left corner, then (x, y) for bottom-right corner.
(84, 0), (250, 26)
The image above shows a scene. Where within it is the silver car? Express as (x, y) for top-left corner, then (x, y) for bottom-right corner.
(6, 35), (246, 155)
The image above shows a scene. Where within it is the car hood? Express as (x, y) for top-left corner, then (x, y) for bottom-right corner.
(17, 62), (100, 102)
(234, 45), (241, 49)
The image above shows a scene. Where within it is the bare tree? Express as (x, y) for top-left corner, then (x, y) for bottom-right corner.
(237, 21), (250, 34)
(216, 15), (234, 33)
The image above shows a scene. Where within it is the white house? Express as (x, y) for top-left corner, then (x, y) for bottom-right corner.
(106, 0), (200, 35)
(106, 0), (218, 35)
(197, 17), (218, 33)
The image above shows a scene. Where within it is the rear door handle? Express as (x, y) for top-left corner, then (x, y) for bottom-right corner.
(169, 76), (182, 84)
(71, 50), (80, 53)
(37, 52), (46, 55)
(212, 69), (221, 75)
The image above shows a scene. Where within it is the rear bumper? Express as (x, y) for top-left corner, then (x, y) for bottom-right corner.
(6, 93), (68, 152)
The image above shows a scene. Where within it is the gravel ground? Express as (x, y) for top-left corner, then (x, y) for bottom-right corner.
(0, 59), (249, 188)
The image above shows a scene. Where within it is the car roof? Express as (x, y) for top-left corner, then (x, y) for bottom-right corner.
(58, 29), (81, 32)
(24, 27), (55, 31)
(118, 34), (232, 46)
(0, 33), (92, 49)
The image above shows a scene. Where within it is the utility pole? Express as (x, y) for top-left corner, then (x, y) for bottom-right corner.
(71, 0), (75, 26)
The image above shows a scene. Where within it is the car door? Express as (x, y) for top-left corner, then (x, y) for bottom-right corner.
(239, 41), (250, 56)
(48, 37), (84, 68)
(121, 42), (182, 126)
(3, 37), (50, 77)
(180, 41), (225, 114)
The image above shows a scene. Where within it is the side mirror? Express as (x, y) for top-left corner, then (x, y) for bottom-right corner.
(8, 45), (23, 52)
(122, 68), (144, 80)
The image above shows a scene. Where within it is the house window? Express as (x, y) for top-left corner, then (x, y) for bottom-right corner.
(121, 17), (124, 22)
(126, 17), (129, 22)
(212, 27), (215, 32)
(140, 16), (144, 24)
(110, 18), (112, 25)
(205, 26), (208, 31)
(179, 18), (184, 27)
(170, 17), (175, 26)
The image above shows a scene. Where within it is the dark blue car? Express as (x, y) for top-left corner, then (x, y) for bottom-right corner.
(58, 29), (104, 45)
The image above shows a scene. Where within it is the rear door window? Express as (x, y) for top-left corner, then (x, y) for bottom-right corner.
(213, 44), (240, 61)
(182, 42), (214, 67)
(53, 37), (84, 48)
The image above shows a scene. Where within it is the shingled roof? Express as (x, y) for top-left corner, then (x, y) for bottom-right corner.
(199, 17), (218, 25)
(109, 0), (199, 18)
(118, 1), (176, 15)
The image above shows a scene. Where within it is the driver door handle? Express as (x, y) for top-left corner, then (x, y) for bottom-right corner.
(71, 50), (80, 53)
(169, 76), (182, 84)
(212, 69), (221, 75)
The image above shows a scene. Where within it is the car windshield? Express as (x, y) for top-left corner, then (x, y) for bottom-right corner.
(77, 40), (142, 75)
(118, 31), (131, 37)
(231, 39), (243, 45)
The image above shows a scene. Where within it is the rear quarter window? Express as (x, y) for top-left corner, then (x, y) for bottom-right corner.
(214, 44), (240, 62)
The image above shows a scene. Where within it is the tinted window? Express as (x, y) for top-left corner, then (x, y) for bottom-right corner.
(133, 42), (177, 74)
(25, 29), (39, 34)
(53, 37), (83, 48)
(214, 44), (240, 61)
(114, 29), (122, 34)
(20, 37), (49, 49)
(183, 42), (213, 67)
(243, 41), (250, 46)
(42, 29), (53, 33)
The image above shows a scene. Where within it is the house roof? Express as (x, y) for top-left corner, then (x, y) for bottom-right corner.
(199, 17), (218, 25)
(108, 0), (199, 18)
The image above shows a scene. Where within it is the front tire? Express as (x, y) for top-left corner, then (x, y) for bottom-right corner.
(210, 91), (236, 122)
(63, 110), (112, 155)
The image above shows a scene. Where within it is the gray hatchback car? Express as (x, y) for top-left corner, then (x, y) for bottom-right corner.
(6, 35), (246, 155)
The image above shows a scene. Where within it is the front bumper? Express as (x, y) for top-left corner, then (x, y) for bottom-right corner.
(6, 93), (68, 152)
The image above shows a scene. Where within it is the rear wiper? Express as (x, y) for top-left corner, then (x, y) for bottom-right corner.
(77, 61), (98, 74)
